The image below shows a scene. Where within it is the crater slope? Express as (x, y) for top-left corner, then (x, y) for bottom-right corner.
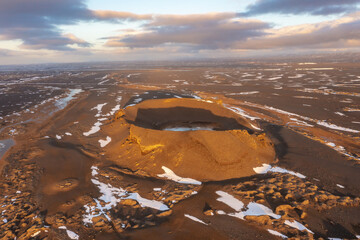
(103, 97), (276, 181)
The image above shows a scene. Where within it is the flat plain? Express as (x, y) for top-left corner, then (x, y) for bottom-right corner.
(0, 61), (359, 239)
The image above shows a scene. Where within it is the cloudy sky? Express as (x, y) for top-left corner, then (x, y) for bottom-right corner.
(0, 0), (360, 64)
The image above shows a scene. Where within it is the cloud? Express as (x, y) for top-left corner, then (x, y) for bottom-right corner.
(242, 0), (359, 16)
(104, 13), (270, 49)
(103, 11), (360, 53)
(237, 12), (360, 49)
(0, 48), (14, 57)
(0, 0), (92, 50)
(0, 0), (152, 50)
(1, 0), (360, 59)
(63, 33), (91, 47)
(92, 11), (152, 22)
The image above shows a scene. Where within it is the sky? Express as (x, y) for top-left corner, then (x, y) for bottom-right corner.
(0, 0), (360, 65)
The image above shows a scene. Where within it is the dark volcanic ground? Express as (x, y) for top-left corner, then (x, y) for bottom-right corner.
(0, 61), (359, 239)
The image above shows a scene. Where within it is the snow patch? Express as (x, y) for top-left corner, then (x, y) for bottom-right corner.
(83, 121), (103, 136)
(317, 120), (359, 133)
(253, 164), (306, 178)
(284, 220), (314, 234)
(158, 166), (201, 185)
(184, 214), (208, 225)
(59, 226), (79, 240)
(83, 166), (169, 225)
(225, 105), (259, 121)
(267, 229), (288, 239)
(216, 191), (280, 220)
(99, 136), (111, 147)
(216, 191), (244, 211)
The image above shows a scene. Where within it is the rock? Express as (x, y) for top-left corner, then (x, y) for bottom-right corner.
(245, 215), (272, 225)
(145, 220), (156, 226)
(92, 215), (107, 226)
(156, 209), (172, 218)
(132, 224), (139, 229)
(267, 178), (277, 183)
(113, 220), (125, 233)
(317, 194), (328, 202)
(3, 231), (16, 239)
(204, 209), (214, 216)
(275, 204), (294, 215)
(94, 221), (105, 228)
(121, 199), (138, 206)
(300, 200), (310, 206)
(256, 193), (265, 199)
(256, 199), (266, 204)
(285, 193), (295, 201)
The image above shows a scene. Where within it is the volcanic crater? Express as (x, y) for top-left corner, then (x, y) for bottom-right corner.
(103, 96), (276, 181)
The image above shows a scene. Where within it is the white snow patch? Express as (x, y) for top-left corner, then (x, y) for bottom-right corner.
(253, 164), (306, 178)
(317, 120), (359, 133)
(249, 123), (262, 130)
(83, 121), (102, 136)
(244, 102), (359, 134)
(293, 96), (317, 99)
(225, 105), (260, 121)
(125, 193), (169, 211)
(298, 62), (316, 65)
(106, 104), (120, 116)
(127, 73), (141, 78)
(336, 184), (345, 189)
(344, 108), (360, 112)
(216, 191), (280, 220)
(92, 103), (107, 112)
(227, 91), (259, 95)
(268, 76), (282, 80)
(243, 202), (281, 219)
(217, 210), (226, 215)
(284, 220), (314, 234)
(158, 166), (201, 185)
(59, 226), (79, 240)
(335, 112), (345, 116)
(56, 135), (62, 140)
(65, 132), (72, 136)
(296, 68), (333, 70)
(288, 74), (305, 79)
(323, 142), (360, 161)
(184, 214), (208, 225)
(289, 118), (313, 127)
(99, 136), (111, 147)
(83, 166), (169, 224)
(216, 191), (244, 211)
(326, 142), (336, 147)
(267, 229), (288, 239)
(31, 231), (41, 237)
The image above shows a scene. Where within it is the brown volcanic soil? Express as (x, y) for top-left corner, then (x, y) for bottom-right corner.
(0, 64), (359, 239)
(103, 98), (275, 181)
